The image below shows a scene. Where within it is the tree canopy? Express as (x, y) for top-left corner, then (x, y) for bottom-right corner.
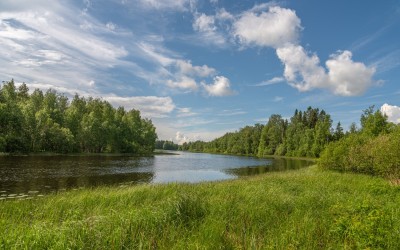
(0, 80), (157, 154)
(180, 107), (334, 158)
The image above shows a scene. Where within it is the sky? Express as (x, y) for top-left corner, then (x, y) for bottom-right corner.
(1, 0), (400, 143)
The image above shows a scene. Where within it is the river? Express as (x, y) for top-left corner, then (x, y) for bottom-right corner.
(0, 151), (313, 197)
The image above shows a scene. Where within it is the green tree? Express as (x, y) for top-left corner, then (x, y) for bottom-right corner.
(360, 106), (388, 137)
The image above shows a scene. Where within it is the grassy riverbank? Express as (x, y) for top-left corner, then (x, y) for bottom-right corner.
(1, 166), (400, 249)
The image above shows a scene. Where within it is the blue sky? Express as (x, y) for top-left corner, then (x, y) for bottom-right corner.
(1, 0), (400, 143)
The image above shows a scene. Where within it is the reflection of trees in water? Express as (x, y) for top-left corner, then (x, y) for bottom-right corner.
(0, 155), (155, 194)
(4, 172), (155, 194)
(226, 159), (314, 177)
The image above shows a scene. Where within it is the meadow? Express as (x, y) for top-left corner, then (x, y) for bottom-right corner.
(1, 165), (400, 249)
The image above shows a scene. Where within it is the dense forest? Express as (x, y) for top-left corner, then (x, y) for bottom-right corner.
(180, 105), (400, 178)
(0, 80), (157, 154)
(179, 107), (342, 158)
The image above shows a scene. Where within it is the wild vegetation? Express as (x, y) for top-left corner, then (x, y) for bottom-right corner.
(180, 105), (400, 179)
(180, 107), (343, 158)
(319, 106), (400, 178)
(1, 166), (400, 249)
(0, 80), (157, 154)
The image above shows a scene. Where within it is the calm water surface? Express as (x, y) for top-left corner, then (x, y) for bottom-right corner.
(0, 151), (313, 196)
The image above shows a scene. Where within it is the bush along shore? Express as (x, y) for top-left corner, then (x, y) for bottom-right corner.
(1, 166), (400, 249)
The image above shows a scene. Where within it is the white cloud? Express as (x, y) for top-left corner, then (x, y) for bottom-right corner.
(276, 44), (327, 92)
(216, 8), (234, 21)
(175, 130), (227, 143)
(380, 103), (400, 124)
(277, 45), (376, 96)
(233, 6), (302, 48)
(136, 39), (221, 95)
(326, 51), (376, 96)
(175, 131), (192, 144)
(0, 2), (136, 92)
(166, 76), (198, 91)
(202, 76), (235, 96)
(273, 96), (283, 102)
(177, 107), (197, 117)
(0, 20), (35, 40)
(137, 42), (176, 66)
(105, 96), (175, 118)
(176, 60), (216, 77)
(255, 76), (285, 86)
(137, 42), (218, 93)
(192, 12), (226, 47)
(229, 4), (376, 96)
(193, 13), (216, 32)
(0, 0), (58, 12)
(138, 0), (191, 11)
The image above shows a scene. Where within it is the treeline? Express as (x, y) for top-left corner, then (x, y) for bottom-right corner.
(0, 80), (157, 154)
(155, 140), (179, 150)
(180, 107), (344, 158)
(319, 106), (400, 178)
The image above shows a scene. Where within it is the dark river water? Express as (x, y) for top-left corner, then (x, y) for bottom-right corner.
(0, 151), (313, 198)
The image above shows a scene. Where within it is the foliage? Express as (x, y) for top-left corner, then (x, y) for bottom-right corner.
(0, 80), (157, 154)
(181, 107), (333, 158)
(1, 167), (400, 249)
(319, 106), (400, 178)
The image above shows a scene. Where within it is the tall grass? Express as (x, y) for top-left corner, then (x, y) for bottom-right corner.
(1, 166), (400, 249)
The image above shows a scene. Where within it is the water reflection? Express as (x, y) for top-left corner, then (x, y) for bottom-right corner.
(225, 158), (314, 176)
(0, 152), (313, 195)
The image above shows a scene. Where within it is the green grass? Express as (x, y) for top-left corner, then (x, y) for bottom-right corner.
(1, 166), (400, 249)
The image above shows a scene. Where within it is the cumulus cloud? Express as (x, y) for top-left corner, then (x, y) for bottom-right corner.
(276, 44), (327, 92)
(233, 6), (302, 48)
(277, 45), (376, 96)
(326, 51), (376, 96)
(230, 4), (377, 96)
(202, 76), (236, 96)
(380, 103), (400, 124)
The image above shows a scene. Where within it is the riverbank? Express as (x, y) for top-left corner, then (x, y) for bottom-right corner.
(1, 166), (399, 249)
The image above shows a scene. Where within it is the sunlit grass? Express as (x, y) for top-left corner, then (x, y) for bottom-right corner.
(1, 166), (400, 249)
